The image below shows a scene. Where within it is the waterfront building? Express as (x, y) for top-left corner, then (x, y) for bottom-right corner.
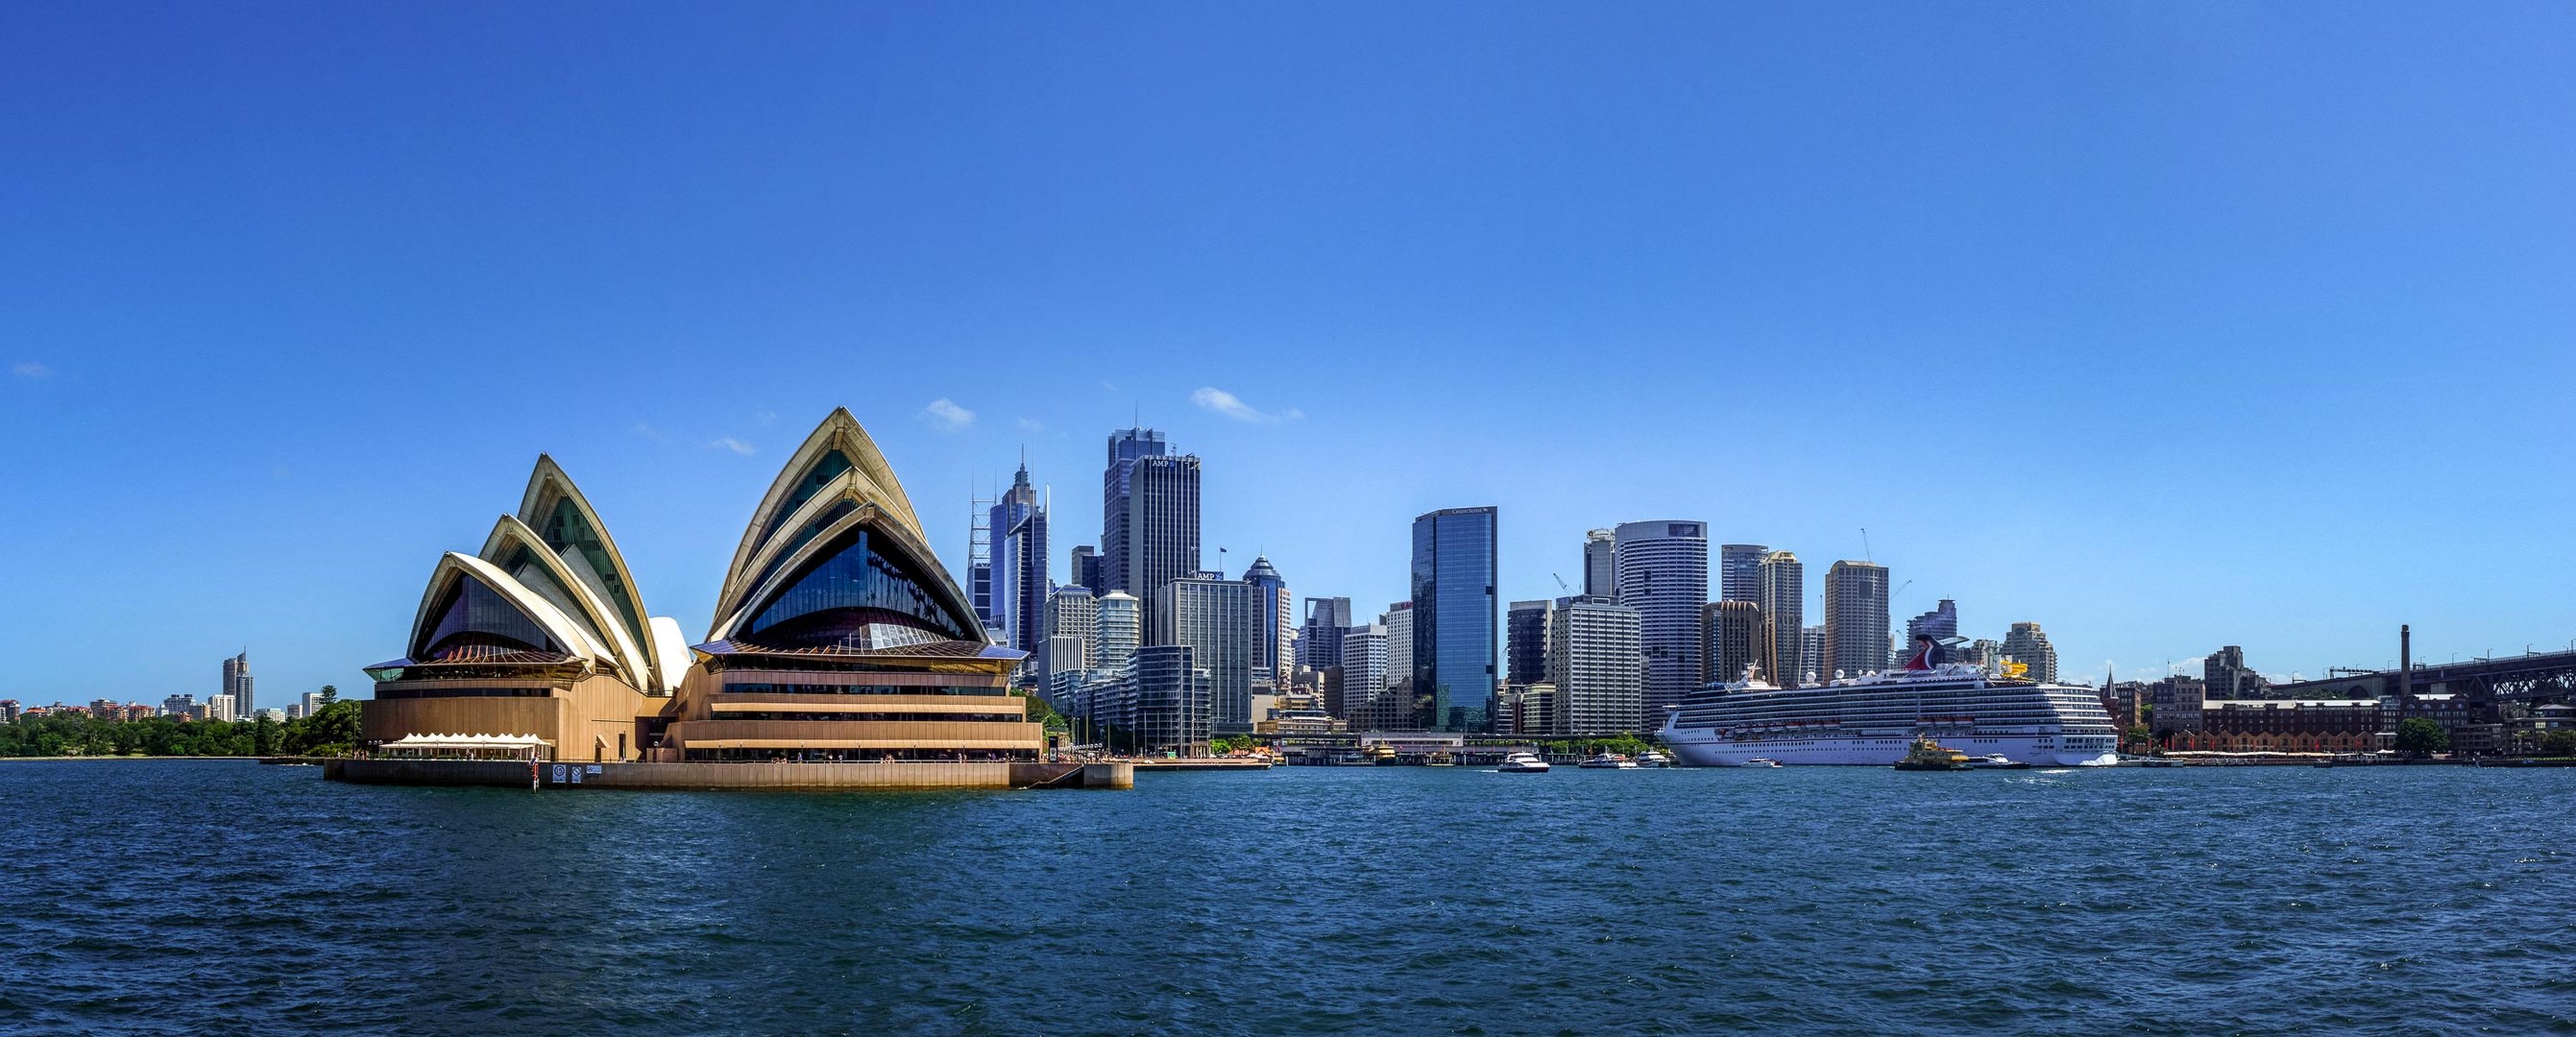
(1299, 596), (1352, 670)
(1154, 574), (1266, 733)
(1615, 520), (1708, 731)
(2002, 622), (2059, 684)
(1044, 586), (1100, 674)
(2204, 645), (2272, 700)
(1964, 638), (2005, 673)
(1495, 683), (1563, 737)
(161, 693), (195, 717)
(2169, 699), (2385, 754)
(1382, 603), (1414, 687)
(1718, 544), (1768, 604)
(988, 464), (1050, 657)
(1068, 544), (1103, 591)
(1095, 591), (1141, 670)
(223, 652), (255, 718)
(1413, 507), (1498, 732)
(0, 700), (16, 723)
(1757, 551), (1805, 685)
(1699, 600), (1764, 685)
(124, 704), (155, 722)
(1101, 427), (1201, 631)
(365, 410), (1042, 765)
(1822, 560), (1890, 680)
(1801, 625), (1826, 685)
(1549, 595), (1643, 736)
(1242, 556), (1293, 691)
(2101, 678), (2149, 734)
(299, 690), (325, 717)
(2151, 676), (2207, 739)
(1583, 528), (1616, 598)
(88, 698), (120, 719)
(1506, 599), (1553, 687)
(1125, 643), (1211, 755)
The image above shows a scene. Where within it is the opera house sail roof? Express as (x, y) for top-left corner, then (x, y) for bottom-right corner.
(362, 408), (1041, 766)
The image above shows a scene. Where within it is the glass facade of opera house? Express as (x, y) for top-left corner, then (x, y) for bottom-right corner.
(362, 409), (1042, 764)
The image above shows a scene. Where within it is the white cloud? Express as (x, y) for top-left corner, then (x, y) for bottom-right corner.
(923, 398), (976, 432)
(1016, 418), (1045, 433)
(12, 361), (51, 379)
(708, 436), (756, 455)
(1191, 386), (1302, 423)
(632, 422), (671, 441)
(754, 408), (778, 425)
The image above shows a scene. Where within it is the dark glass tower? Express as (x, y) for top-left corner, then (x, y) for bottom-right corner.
(1102, 427), (1200, 636)
(1410, 507), (1497, 732)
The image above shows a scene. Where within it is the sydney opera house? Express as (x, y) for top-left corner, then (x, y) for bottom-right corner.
(361, 409), (1044, 770)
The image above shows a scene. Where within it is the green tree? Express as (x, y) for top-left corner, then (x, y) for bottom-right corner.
(2126, 725), (2152, 752)
(252, 713), (283, 756)
(2537, 729), (2576, 758)
(2394, 717), (2449, 758)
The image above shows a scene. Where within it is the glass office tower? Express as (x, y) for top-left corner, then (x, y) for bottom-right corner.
(1410, 507), (1498, 732)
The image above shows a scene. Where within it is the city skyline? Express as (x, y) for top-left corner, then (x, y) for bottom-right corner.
(4, 4), (2571, 704)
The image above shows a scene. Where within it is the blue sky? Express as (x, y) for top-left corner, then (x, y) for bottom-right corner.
(4, 2), (2571, 706)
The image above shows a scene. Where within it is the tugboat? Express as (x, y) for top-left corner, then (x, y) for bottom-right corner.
(1892, 736), (1971, 771)
(1496, 751), (1551, 773)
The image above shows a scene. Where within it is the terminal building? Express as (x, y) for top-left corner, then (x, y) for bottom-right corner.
(364, 409), (1041, 765)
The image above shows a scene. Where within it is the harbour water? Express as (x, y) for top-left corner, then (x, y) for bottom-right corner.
(4, 760), (2570, 1035)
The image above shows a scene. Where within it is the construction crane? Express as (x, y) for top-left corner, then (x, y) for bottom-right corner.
(1552, 572), (1570, 593)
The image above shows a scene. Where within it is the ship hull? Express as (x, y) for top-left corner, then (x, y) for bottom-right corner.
(1665, 729), (2116, 768)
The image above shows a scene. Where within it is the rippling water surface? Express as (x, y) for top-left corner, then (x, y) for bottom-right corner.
(3, 760), (2572, 1035)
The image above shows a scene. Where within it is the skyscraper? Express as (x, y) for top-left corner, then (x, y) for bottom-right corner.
(1412, 508), (1497, 732)
(1068, 545), (1103, 591)
(1583, 529), (1616, 598)
(1801, 624), (1827, 684)
(1381, 603), (1414, 689)
(1718, 544), (1769, 604)
(1102, 427), (1200, 631)
(1700, 599), (1763, 685)
(1505, 599), (1554, 687)
(1154, 575), (1266, 733)
(1615, 520), (1708, 730)
(1907, 599), (1959, 646)
(1299, 596), (1353, 669)
(221, 652), (254, 717)
(1337, 623), (1390, 723)
(1821, 560), (1890, 680)
(1045, 586), (1100, 673)
(1757, 551), (1805, 685)
(1241, 556), (1293, 690)
(1125, 644), (1211, 756)
(988, 464), (1049, 655)
(2003, 621), (2059, 683)
(1550, 595), (1642, 736)
(1095, 591), (1141, 671)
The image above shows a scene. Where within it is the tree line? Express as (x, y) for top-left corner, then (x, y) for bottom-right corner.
(0, 687), (362, 759)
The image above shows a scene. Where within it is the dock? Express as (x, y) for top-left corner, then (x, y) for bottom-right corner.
(326, 758), (1133, 790)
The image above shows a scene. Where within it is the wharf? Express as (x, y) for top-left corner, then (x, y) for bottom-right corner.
(326, 759), (1132, 790)
(1128, 758), (1273, 772)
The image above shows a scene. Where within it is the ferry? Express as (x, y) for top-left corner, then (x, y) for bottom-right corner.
(1660, 646), (2121, 768)
(1496, 751), (1551, 773)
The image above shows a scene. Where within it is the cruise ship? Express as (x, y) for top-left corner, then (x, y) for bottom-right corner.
(1661, 654), (2121, 768)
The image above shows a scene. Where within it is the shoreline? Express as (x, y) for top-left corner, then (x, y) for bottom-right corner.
(0, 755), (262, 762)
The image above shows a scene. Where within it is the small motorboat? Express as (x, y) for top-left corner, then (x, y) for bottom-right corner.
(1635, 750), (1674, 768)
(1966, 754), (2029, 770)
(1577, 753), (1638, 769)
(1496, 752), (1551, 773)
(1741, 758), (1782, 768)
(1424, 751), (1458, 767)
